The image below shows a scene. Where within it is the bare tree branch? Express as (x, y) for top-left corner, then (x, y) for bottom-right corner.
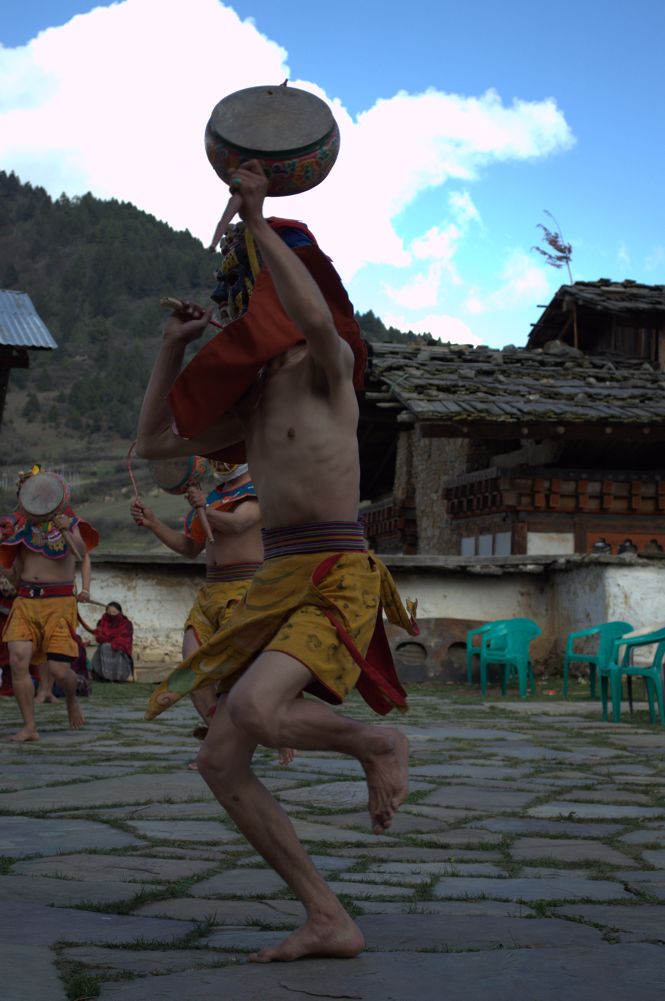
(531, 210), (573, 284)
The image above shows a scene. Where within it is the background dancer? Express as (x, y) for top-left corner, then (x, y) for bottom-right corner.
(130, 463), (264, 762)
(0, 468), (98, 742)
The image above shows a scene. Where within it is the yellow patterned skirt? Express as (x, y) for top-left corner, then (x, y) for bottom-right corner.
(2, 595), (78, 663)
(145, 550), (417, 721)
(183, 578), (253, 646)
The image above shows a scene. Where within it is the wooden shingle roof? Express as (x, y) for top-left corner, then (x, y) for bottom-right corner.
(528, 279), (665, 348)
(365, 338), (665, 440)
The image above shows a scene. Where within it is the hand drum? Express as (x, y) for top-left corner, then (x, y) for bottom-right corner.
(205, 84), (340, 197)
(18, 472), (69, 521)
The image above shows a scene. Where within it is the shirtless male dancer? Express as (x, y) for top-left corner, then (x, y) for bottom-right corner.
(0, 472), (97, 742)
(136, 160), (411, 962)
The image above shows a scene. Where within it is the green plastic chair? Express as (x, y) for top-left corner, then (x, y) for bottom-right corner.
(563, 621), (633, 699)
(599, 626), (665, 726)
(465, 620), (509, 684)
(479, 618), (541, 698)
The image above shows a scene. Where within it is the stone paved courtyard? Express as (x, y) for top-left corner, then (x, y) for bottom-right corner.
(2, 683), (665, 1000)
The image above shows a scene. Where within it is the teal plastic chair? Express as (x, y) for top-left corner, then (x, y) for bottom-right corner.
(599, 626), (665, 726)
(563, 621), (633, 699)
(479, 618), (541, 698)
(465, 620), (509, 684)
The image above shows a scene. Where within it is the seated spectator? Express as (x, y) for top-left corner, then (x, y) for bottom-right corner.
(91, 602), (134, 682)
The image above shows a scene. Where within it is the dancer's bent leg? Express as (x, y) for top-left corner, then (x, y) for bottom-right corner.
(226, 651), (409, 834)
(197, 696), (364, 963)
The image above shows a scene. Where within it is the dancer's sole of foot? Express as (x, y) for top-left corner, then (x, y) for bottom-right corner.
(35, 694), (61, 704)
(67, 702), (85, 730)
(186, 759), (199, 771)
(362, 728), (409, 834)
(8, 727), (40, 742)
(248, 916), (364, 963)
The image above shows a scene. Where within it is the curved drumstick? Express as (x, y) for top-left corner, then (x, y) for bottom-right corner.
(127, 440), (140, 501)
(207, 192), (242, 251)
(199, 507), (215, 544)
(159, 298), (225, 330)
(188, 487), (214, 544)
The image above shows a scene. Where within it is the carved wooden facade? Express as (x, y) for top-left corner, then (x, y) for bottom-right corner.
(358, 281), (665, 556)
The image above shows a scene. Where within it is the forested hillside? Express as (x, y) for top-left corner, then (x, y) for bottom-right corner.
(0, 171), (434, 550)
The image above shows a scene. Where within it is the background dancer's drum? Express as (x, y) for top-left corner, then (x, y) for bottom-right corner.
(18, 472), (69, 521)
(205, 84), (340, 196)
(148, 456), (209, 495)
(148, 456), (213, 543)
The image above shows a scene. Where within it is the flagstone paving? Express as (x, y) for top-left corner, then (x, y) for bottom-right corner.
(2, 685), (665, 1000)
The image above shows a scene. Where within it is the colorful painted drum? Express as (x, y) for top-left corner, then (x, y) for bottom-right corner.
(148, 456), (209, 495)
(18, 472), (69, 520)
(205, 84), (340, 197)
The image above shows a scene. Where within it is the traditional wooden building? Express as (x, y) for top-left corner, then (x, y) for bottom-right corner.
(0, 290), (57, 427)
(359, 280), (665, 557)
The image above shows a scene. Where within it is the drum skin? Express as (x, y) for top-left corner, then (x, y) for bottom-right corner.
(148, 456), (208, 495)
(205, 85), (340, 196)
(18, 472), (68, 520)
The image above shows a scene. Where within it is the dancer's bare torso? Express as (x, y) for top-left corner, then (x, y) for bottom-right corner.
(204, 505), (264, 566)
(14, 545), (78, 584)
(233, 343), (360, 529)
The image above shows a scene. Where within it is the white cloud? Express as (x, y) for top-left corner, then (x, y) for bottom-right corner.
(383, 310), (482, 346)
(617, 243), (631, 268)
(384, 263), (445, 309)
(644, 245), (664, 273)
(383, 188), (481, 307)
(490, 250), (551, 311)
(458, 249), (552, 324)
(0, 0), (574, 290)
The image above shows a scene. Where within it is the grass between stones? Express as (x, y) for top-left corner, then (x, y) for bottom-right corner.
(58, 961), (106, 1001)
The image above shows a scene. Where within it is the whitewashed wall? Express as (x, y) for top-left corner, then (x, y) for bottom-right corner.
(85, 556), (203, 666)
(87, 554), (665, 672)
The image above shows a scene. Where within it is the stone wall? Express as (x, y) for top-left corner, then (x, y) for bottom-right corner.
(396, 429), (503, 555)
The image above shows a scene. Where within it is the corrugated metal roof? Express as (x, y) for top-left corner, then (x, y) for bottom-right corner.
(0, 290), (58, 350)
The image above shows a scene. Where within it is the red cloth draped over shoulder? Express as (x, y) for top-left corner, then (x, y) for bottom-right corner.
(94, 613), (133, 658)
(168, 219), (367, 465)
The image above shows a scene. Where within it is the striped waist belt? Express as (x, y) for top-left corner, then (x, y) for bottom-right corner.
(262, 521), (368, 560)
(205, 562), (261, 582)
(17, 580), (75, 599)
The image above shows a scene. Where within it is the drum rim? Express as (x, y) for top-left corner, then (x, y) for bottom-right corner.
(148, 456), (202, 493)
(205, 120), (339, 162)
(18, 472), (67, 518)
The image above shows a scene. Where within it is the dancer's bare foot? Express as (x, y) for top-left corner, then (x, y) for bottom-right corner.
(67, 701), (85, 730)
(277, 747), (295, 766)
(8, 726), (40, 743)
(35, 693), (60, 705)
(361, 728), (409, 834)
(187, 759), (199, 771)
(249, 912), (364, 963)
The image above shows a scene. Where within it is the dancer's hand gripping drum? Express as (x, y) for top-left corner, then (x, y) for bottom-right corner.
(205, 83), (340, 237)
(148, 456), (214, 543)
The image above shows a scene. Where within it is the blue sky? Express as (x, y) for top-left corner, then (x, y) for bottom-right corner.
(1, 0), (663, 348)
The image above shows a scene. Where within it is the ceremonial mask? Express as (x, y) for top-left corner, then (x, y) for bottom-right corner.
(211, 461), (249, 483)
